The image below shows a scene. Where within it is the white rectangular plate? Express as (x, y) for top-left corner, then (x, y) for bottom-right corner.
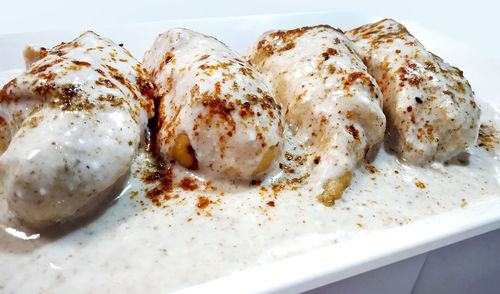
(0, 11), (499, 294)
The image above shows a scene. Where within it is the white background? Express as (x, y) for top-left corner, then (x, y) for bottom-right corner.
(2, 1), (499, 293)
(1, 0), (498, 58)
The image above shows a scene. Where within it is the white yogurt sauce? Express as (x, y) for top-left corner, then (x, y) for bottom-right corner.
(0, 68), (499, 293)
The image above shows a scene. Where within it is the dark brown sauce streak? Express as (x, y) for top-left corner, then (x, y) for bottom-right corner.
(140, 95), (203, 208)
(141, 99), (174, 206)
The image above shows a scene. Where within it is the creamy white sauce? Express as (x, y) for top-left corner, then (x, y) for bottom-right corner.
(0, 65), (499, 294)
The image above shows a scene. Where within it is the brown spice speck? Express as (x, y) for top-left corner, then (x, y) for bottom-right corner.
(71, 60), (91, 67)
(478, 124), (499, 151)
(196, 196), (211, 209)
(180, 177), (199, 191)
(346, 125), (359, 140)
(365, 165), (379, 174)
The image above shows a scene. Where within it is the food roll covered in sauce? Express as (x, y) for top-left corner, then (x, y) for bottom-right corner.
(245, 25), (386, 205)
(345, 19), (480, 165)
(0, 31), (156, 226)
(142, 28), (283, 180)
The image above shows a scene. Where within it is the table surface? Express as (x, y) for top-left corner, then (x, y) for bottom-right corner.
(2, 1), (499, 293)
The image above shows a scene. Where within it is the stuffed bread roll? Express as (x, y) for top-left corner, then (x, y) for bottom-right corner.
(0, 31), (155, 225)
(245, 25), (386, 205)
(346, 19), (480, 164)
(143, 28), (283, 180)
